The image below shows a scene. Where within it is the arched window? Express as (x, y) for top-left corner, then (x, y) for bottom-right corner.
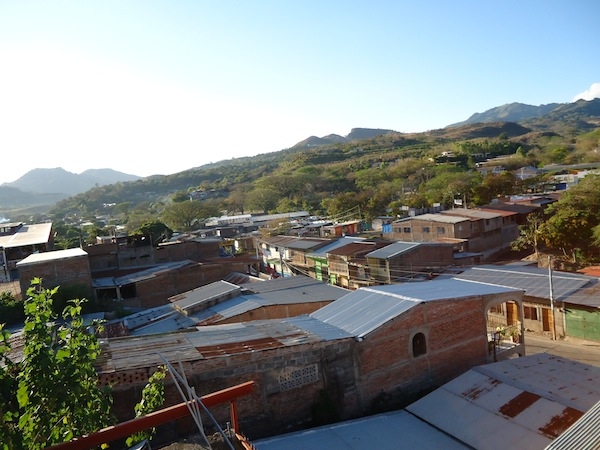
(412, 332), (427, 357)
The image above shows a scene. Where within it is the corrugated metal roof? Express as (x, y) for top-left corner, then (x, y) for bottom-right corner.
(254, 409), (469, 449)
(306, 236), (367, 258)
(311, 279), (520, 339)
(477, 207), (518, 217)
(561, 283), (600, 308)
(407, 353), (600, 450)
(92, 261), (197, 288)
(404, 213), (470, 224)
(115, 276), (348, 335)
(240, 275), (339, 293)
(365, 241), (419, 259)
(454, 265), (593, 301)
(122, 304), (176, 330)
(285, 315), (354, 341)
(0, 222), (53, 249)
(192, 296), (263, 324)
(168, 280), (241, 310)
(16, 247), (87, 266)
(441, 209), (503, 220)
(327, 241), (383, 256)
(547, 399), (600, 450)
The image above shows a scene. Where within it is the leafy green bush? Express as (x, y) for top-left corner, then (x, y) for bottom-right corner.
(0, 291), (24, 326)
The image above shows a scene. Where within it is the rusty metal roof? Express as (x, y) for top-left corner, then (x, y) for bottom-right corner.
(407, 353), (600, 449)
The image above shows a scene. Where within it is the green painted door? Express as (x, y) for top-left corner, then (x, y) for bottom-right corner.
(565, 305), (600, 342)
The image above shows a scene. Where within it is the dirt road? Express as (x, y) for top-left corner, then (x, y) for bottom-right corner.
(525, 332), (600, 367)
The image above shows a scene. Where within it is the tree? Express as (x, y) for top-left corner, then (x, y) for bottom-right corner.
(130, 220), (173, 244)
(1, 279), (113, 449)
(542, 174), (600, 261)
(511, 212), (545, 258)
(161, 200), (220, 231)
(226, 185), (250, 214)
(246, 188), (279, 214)
(0, 280), (168, 449)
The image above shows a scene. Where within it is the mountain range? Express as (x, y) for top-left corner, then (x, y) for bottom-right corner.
(0, 168), (140, 212)
(1, 97), (599, 214)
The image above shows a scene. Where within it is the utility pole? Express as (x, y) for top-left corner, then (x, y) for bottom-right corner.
(548, 256), (557, 340)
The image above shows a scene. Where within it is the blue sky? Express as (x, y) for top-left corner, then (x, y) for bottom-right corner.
(0, 1), (598, 184)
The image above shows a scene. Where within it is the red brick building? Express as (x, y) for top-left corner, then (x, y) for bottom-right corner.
(97, 278), (523, 439)
(17, 248), (93, 299)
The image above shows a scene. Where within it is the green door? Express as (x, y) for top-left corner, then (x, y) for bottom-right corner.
(565, 305), (600, 342)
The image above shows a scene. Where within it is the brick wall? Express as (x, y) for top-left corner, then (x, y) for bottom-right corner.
(100, 293), (504, 439)
(208, 301), (333, 324)
(18, 255), (93, 298)
(155, 241), (221, 264)
(355, 296), (488, 412)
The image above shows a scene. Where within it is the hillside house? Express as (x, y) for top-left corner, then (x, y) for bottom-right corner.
(258, 236), (332, 278)
(326, 240), (392, 289)
(440, 208), (516, 258)
(482, 200), (540, 225)
(366, 241), (455, 284)
(94, 277), (524, 438)
(388, 208), (518, 260)
(320, 220), (362, 237)
(389, 213), (470, 250)
(305, 236), (366, 282)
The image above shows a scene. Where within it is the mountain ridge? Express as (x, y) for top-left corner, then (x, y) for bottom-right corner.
(2, 167), (140, 196)
(2, 97), (599, 216)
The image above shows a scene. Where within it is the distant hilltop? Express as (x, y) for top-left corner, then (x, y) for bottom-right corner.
(292, 127), (398, 148)
(1, 167), (140, 197)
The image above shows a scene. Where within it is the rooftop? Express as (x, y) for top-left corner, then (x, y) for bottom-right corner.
(454, 264), (594, 302)
(16, 247), (87, 266)
(407, 352), (600, 449)
(400, 213), (470, 224)
(311, 278), (521, 339)
(0, 222), (53, 249)
(256, 352), (600, 449)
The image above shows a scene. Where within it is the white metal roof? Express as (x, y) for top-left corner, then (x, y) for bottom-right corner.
(254, 409), (469, 450)
(440, 209), (503, 220)
(311, 278), (521, 339)
(407, 353), (600, 450)
(16, 247), (87, 266)
(0, 222), (53, 249)
(404, 213), (470, 224)
(365, 241), (420, 259)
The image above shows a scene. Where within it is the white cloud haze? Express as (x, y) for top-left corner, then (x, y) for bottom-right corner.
(573, 82), (600, 101)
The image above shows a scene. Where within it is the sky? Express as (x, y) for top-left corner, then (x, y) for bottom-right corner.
(0, 1), (599, 184)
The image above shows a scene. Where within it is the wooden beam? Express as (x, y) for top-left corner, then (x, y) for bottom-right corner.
(48, 381), (254, 450)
